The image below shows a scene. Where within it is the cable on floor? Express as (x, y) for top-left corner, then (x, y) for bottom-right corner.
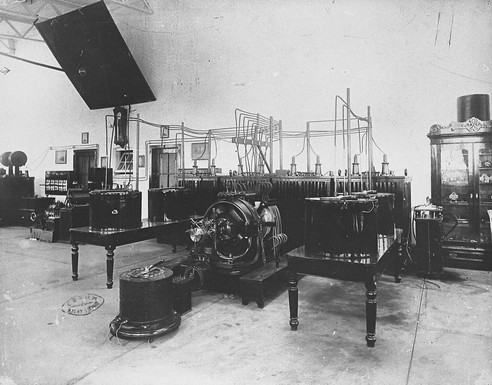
(405, 277), (427, 385)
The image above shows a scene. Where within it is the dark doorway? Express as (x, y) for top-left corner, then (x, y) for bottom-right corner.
(73, 149), (97, 189)
(150, 147), (179, 189)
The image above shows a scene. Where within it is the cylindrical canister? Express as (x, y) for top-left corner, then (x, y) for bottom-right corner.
(109, 266), (181, 339)
(373, 193), (395, 236)
(457, 94), (490, 122)
(119, 267), (175, 322)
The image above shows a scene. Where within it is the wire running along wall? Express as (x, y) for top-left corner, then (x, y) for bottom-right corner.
(102, 89), (386, 194)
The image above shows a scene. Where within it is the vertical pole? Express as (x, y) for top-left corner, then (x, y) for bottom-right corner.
(207, 130), (212, 171)
(270, 116), (274, 174)
(367, 106), (373, 191)
(306, 122), (311, 173)
(254, 114), (260, 174)
(135, 114), (140, 191)
(279, 120), (283, 171)
(181, 122), (185, 185)
(346, 88), (352, 195)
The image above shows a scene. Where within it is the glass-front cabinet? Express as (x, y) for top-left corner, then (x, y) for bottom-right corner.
(478, 144), (492, 246)
(429, 118), (492, 270)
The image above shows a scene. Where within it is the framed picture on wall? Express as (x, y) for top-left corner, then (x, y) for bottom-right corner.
(138, 155), (145, 168)
(191, 142), (209, 160)
(81, 132), (89, 144)
(55, 150), (67, 164)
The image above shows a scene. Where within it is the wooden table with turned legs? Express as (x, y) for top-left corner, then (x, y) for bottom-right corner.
(70, 218), (195, 288)
(287, 231), (404, 347)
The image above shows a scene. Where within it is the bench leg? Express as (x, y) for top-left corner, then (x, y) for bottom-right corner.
(288, 269), (299, 331)
(106, 246), (115, 289)
(395, 239), (404, 283)
(71, 242), (79, 281)
(256, 285), (265, 308)
(241, 284), (264, 307)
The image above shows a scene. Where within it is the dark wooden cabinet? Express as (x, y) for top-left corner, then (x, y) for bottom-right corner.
(428, 118), (492, 270)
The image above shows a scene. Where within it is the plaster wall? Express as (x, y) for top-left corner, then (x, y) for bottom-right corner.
(1, 0), (491, 212)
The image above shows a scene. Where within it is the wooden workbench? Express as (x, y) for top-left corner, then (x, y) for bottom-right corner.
(70, 218), (195, 288)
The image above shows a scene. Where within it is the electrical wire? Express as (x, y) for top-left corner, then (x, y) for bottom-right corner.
(405, 278), (426, 385)
(308, 141), (319, 158)
(25, 147), (50, 172)
(293, 135), (306, 158)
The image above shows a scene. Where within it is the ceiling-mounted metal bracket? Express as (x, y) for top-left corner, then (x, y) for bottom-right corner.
(0, 0), (153, 48)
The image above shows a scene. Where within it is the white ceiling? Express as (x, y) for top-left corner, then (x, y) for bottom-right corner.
(0, 0), (152, 52)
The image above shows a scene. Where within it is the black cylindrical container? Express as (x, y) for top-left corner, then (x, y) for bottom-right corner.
(148, 187), (192, 222)
(457, 94), (490, 122)
(89, 189), (141, 230)
(109, 266), (180, 339)
(414, 205), (443, 278)
(304, 196), (379, 255)
(373, 193), (395, 235)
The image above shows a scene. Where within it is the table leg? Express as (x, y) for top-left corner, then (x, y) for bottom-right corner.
(364, 265), (377, 347)
(394, 230), (404, 283)
(105, 246), (115, 289)
(288, 262), (299, 331)
(394, 239), (404, 283)
(71, 242), (79, 281)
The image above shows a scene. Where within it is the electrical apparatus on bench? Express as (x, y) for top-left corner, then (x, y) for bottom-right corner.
(89, 189), (142, 230)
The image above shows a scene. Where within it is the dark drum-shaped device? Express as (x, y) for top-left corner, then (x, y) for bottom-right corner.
(89, 189), (142, 230)
(148, 187), (192, 222)
(304, 196), (379, 256)
(457, 94), (490, 122)
(413, 204), (443, 278)
(109, 266), (180, 339)
(373, 193), (395, 236)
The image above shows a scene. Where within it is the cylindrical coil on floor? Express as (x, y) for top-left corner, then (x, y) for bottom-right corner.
(109, 266), (180, 340)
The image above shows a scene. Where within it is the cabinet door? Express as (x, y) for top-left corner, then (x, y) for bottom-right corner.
(477, 143), (492, 248)
(438, 143), (476, 245)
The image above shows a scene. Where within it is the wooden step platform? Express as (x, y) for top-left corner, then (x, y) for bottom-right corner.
(239, 257), (288, 308)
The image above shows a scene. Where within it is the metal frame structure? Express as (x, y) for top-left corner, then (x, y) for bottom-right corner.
(0, 0), (152, 53)
(281, 88), (377, 194)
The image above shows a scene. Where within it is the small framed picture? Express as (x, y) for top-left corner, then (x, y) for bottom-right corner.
(138, 155), (145, 168)
(81, 132), (89, 144)
(100, 156), (108, 168)
(191, 142), (209, 160)
(55, 150), (67, 164)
